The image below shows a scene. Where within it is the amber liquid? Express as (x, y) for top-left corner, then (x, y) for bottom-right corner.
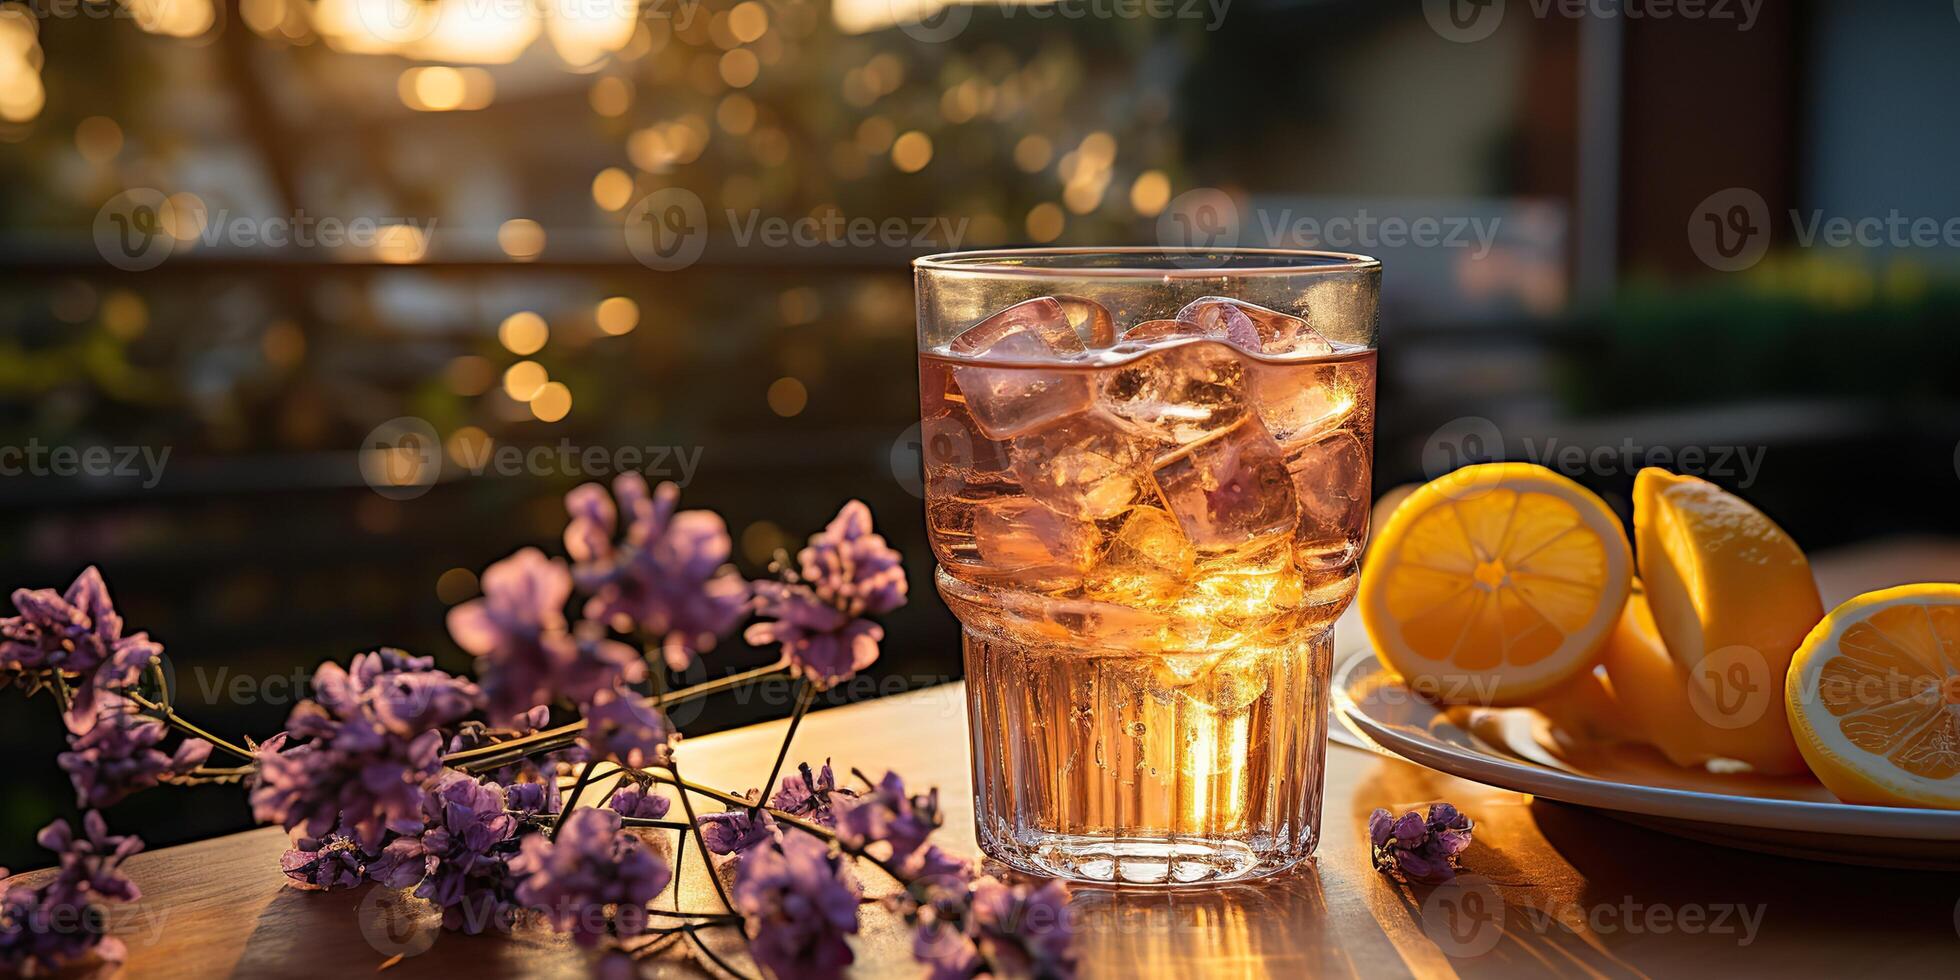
(921, 338), (1376, 883)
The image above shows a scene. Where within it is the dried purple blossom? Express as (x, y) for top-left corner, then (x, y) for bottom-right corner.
(251, 651), (475, 848)
(502, 779), (560, 820)
(745, 502), (908, 689)
(370, 770), (522, 934)
(448, 548), (644, 724)
(279, 833), (375, 891)
(58, 693), (211, 808)
(798, 501), (908, 617)
(732, 831), (861, 980)
(0, 568), (160, 734)
(511, 807), (670, 947)
(966, 878), (1076, 978)
(745, 583), (885, 689)
(834, 771), (940, 862)
(578, 686), (674, 769)
(564, 474), (749, 671)
(608, 785), (671, 820)
(1368, 802), (1474, 884)
(698, 795), (779, 857)
(0, 813), (143, 975)
(770, 759), (853, 828)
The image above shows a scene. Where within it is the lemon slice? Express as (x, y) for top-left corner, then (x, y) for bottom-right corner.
(1360, 463), (1631, 705)
(1787, 583), (1960, 808)
(1632, 468), (1821, 773)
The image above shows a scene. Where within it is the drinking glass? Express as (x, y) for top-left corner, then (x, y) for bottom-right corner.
(913, 248), (1380, 884)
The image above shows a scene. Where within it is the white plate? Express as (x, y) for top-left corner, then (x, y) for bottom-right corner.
(1332, 649), (1960, 869)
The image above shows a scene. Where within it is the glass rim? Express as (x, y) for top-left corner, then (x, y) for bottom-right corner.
(913, 246), (1381, 279)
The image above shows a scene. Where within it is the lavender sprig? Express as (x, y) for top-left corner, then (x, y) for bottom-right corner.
(1369, 802), (1475, 884)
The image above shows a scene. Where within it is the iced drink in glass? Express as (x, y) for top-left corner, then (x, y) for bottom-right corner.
(914, 249), (1380, 884)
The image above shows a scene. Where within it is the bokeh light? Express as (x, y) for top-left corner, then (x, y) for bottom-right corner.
(596, 297), (639, 335)
(503, 361), (548, 400)
(498, 312), (549, 356)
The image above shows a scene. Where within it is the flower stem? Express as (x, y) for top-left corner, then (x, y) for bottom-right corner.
(445, 664), (786, 773)
(685, 923), (757, 980)
(649, 668), (739, 916)
(552, 762), (599, 841)
(753, 680), (816, 814)
(645, 770), (914, 887)
(124, 692), (257, 762)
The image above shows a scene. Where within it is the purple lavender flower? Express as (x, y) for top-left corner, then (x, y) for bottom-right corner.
(912, 920), (985, 980)
(0, 812), (144, 975)
(745, 583), (885, 689)
(370, 770), (522, 934)
(448, 548), (644, 724)
(564, 474), (750, 671)
(834, 771), (940, 862)
(511, 807), (670, 947)
(578, 686), (674, 769)
(697, 796), (778, 857)
(279, 833), (375, 891)
(798, 500), (908, 618)
(251, 651), (475, 848)
(608, 785), (671, 820)
(770, 759), (853, 828)
(732, 831), (861, 980)
(746, 501), (908, 689)
(966, 877), (1076, 978)
(1368, 802), (1474, 884)
(0, 567), (160, 734)
(58, 694), (212, 808)
(503, 779), (560, 819)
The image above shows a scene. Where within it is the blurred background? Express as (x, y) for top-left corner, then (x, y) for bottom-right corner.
(2, 0), (1958, 862)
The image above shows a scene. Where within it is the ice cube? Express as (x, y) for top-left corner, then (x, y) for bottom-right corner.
(1009, 411), (1152, 521)
(951, 296), (1086, 356)
(1251, 361), (1358, 449)
(1286, 429), (1371, 548)
(1184, 540), (1305, 636)
(1122, 313), (1259, 352)
(1053, 294), (1117, 348)
(967, 495), (1098, 590)
(1150, 413), (1299, 553)
(949, 298), (1096, 439)
(1180, 649), (1272, 717)
(1085, 506), (1195, 608)
(1177, 297), (1333, 357)
(1100, 340), (1249, 445)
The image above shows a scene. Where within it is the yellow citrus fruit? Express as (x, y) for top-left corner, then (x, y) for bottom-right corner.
(1596, 585), (1804, 772)
(1787, 584), (1960, 808)
(1632, 468), (1820, 774)
(1360, 463), (1632, 705)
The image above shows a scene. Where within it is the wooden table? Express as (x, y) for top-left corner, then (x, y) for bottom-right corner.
(62, 539), (1960, 977)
